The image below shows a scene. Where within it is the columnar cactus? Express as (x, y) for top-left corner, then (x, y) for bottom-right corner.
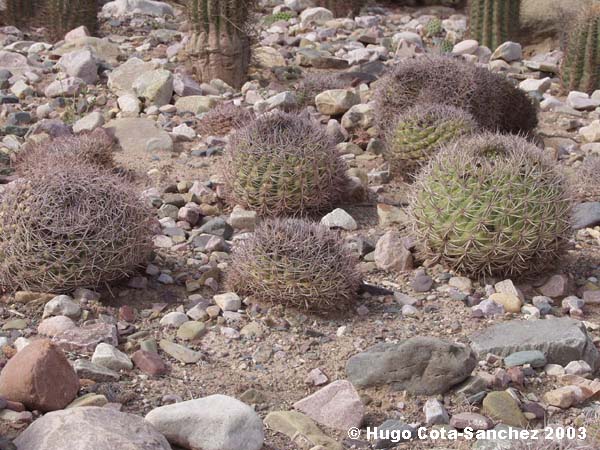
(468, 0), (521, 50)
(561, 5), (600, 94)
(410, 132), (572, 278)
(221, 112), (348, 217)
(227, 218), (361, 311)
(3, 0), (38, 28)
(44, 0), (99, 40)
(185, 0), (257, 89)
(384, 104), (477, 174)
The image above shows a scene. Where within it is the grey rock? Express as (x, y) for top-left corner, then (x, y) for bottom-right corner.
(73, 359), (120, 382)
(108, 57), (154, 95)
(91, 343), (133, 371)
(14, 406), (171, 450)
(470, 318), (600, 372)
(102, 0), (174, 17)
(104, 118), (173, 153)
(346, 336), (477, 394)
(57, 50), (98, 84)
(145, 395), (263, 450)
(504, 350), (547, 368)
(320, 208), (357, 230)
(132, 69), (173, 107)
(572, 202), (600, 229)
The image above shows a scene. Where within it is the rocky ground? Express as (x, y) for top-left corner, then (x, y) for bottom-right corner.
(0, 0), (599, 449)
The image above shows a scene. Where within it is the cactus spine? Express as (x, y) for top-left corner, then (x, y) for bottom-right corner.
(468, 0), (521, 49)
(561, 5), (600, 94)
(186, 0), (256, 89)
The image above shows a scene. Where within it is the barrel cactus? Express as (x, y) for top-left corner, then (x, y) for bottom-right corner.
(185, 0), (257, 89)
(374, 56), (538, 135)
(197, 103), (255, 137)
(227, 218), (361, 311)
(410, 132), (572, 278)
(561, 5), (600, 94)
(15, 128), (114, 176)
(384, 104), (477, 174)
(468, 0), (521, 50)
(221, 112), (348, 217)
(0, 162), (154, 293)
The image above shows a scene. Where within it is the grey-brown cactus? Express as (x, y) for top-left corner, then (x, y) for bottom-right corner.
(185, 0), (257, 89)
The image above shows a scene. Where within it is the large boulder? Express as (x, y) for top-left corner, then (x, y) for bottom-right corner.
(0, 339), (79, 412)
(145, 394), (263, 450)
(108, 57), (155, 95)
(470, 318), (600, 372)
(104, 118), (173, 153)
(102, 0), (174, 17)
(346, 336), (477, 395)
(14, 407), (171, 450)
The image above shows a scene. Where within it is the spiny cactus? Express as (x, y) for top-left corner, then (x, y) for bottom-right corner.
(468, 0), (521, 50)
(185, 0), (257, 89)
(43, 0), (99, 41)
(374, 56), (538, 136)
(221, 112), (348, 217)
(569, 156), (600, 202)
(425, 17), (443, 37)
(561, 5), (600, 94)
(15, 128), (115, 176)
(314, 0), (366, 17)
(384, 104), (477, 174)
(3, 0), (37, 28)
(227, 218), (361, 311)
(197, 102), (255, 137)
(410, 132), (572, 278)
(0, 162), (154, 293)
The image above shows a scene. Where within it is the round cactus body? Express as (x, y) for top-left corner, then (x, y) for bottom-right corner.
(373, 56), (538, 136)
(384, 104), (477, 173)
(221, 112), (348, 217)
(226, 218), (361, 311)
(410, 133), (572, 278)
(0, 163), (154, 293)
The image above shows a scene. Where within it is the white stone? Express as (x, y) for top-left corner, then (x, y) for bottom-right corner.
(214, 293), (241, 312)
(452, 39), (479, 55)
(320, 208), (357, 230)
(491, 41), (522, 62)
(91, 342), (133, 371)
(519, 77), (551, 94)
(73, 111), (104, 133)
(300, 7), (334, 27)
(102, 0), (174, 17)
(43, 295), (81, 319)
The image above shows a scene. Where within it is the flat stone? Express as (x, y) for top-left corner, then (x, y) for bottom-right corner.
(175, 95), (217, 114)
(132, 350), (168, 376)
(449, 412), (494, 430)
(176, 321), (206, 341)
(346, 336), (477, 395)
(146, 394), (264, 450)
(104, 118), (173, 153)
(264, 411), (342, 450)
(0, 340), (79, 412)
(504, 350), (547, 368)
(73, 359), (120, 382)
(469, 318), (600, 372)
(293, 380), (364, 431)
(572, 202), (600, 229)
(15, 407), (171, 450)
(91, 343), (133, 371)
(482, 391), (528, 427)
(159, 339), (202, 364)
(67, 393), (108, 408)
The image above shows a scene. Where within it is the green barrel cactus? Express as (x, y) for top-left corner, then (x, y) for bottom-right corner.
(468, 0), (521, 49)
(221, 112), (348, 217)
(384, 104), (477, 174)
(227, 218), (361, 311)
(561, 5), (600, 94)
(410, 132), (572, 278)
(185, 0), (257, 89)
(425, 17), (444, 37)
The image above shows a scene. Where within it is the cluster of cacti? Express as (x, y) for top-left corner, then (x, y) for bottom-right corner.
(3, 0), (99, 41)
(220, 112), (348, 217)
(197, 102), (255, 137)
(410, 133), (572, 278)
(468, 0), (521, 50)
(0, 161), (154, 293)
(561, 5), (600, 94)
(374, 56), (537, 136)
(384, 104), (477, 174)
(226, 218), (361, 311)
(15, 128), (115, 176)
(185, 0), (257, 89)
(314, 0), (366, 18)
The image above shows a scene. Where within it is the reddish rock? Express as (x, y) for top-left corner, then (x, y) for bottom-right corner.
(119, 305), (136, 323)
(292, 380), (364, 430)
(0, 340), (79, 412)
(37, 316), (76, 337)
(132, 350), (168, 376)
(538, 274), (569, 298)
(449, 412), (493, 430)
(51, 323), (118, 352)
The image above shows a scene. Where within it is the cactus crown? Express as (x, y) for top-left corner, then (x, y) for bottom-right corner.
(561, 5), (600, 94)
(384, 104), (477, 174)
(226, 218), (361, 311)
(221, 112), (348, 217)
(410, 132), (572, 278)
(468, 0), (521, 50)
